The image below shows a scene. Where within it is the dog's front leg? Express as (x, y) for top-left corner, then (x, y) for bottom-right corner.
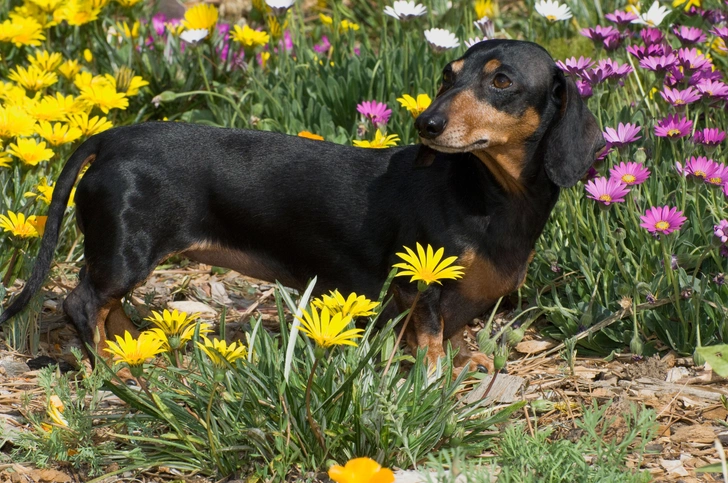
(394, 286), (446, 368)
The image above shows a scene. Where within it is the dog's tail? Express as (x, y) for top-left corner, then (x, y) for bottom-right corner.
(0, 137), (100, 325)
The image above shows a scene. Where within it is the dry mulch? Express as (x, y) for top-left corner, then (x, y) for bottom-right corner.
(1, 262), (728, 482)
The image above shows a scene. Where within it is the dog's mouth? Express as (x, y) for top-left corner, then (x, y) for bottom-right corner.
(420, 138), (490, 153)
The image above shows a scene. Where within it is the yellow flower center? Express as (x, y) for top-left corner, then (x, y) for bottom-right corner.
(622, 174), (636, 184)
(709, 177), (723, 184)
(667, 129), (681, 137)
(599, 194), (612, 202)
(546, 14), (557, 21)
(695, 170), (707, 177)
(674, 99), (685, 105)
(655, 220), (670, 231)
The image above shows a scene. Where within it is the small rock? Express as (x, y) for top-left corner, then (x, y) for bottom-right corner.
(0, 359), (30, 378)
(666, 366), (690, 383)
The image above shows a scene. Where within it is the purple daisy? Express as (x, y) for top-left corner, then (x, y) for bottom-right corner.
(610, 161), (650, 185)
(673, 25), (707, 45)
(603, 35), (622, 51)
(714, 220), (728, 244)
(641, 28), (665, 46)
(639, 53), (678, 72)
(677, 47), (712, 72)
(584, 177), (630, 205)
(555, 56), (594, 76)
(724, 182), (728, 198)
(356, 100), (392, 128)
(152, 13), (167, 37)
(660, 86), (701, 108)
(640, 206), (687, 235)
(654, 114), (693, 139)
(627, 44), (667, 60)
(576, 79), (593, 98)
(605, 9), (639, 27)
(695, 79), (728, 101)
(313, 35), (331, 53)
(603, 123), (641, 148)
(689, 69), (723, 86)
(693, 128), (726, 149)
(710, 26), (728, 41)
(706, 164), (728, 186)
(581, 26), (621, 46)
(684, 156), (717, 180)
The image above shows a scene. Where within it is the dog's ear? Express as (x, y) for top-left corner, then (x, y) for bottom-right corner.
(542, 70), (605, 187)
(414, 144), (437, 167)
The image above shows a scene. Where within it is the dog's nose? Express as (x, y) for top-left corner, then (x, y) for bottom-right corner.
(415, 114), (448, 139)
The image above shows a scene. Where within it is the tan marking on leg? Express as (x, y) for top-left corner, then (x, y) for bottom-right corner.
(414, 317), (445, 367)
(447, 328), (494, 374)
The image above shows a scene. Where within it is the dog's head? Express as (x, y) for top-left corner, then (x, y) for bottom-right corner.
(415, 40), (604, 192)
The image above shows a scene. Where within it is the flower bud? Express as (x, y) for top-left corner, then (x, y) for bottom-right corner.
(693, 347), (706, 367)
(505, 327), (524, 346)
(493, 345), (508, 372)
(630, 334), (643, 356)
(530, 399), (555, 413)
(478, 331), (496, 355)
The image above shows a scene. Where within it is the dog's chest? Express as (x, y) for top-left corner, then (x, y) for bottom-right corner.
(456, 248), (531, 305)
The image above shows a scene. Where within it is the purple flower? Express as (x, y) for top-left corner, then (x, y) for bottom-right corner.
(152, 13), (167, 37)
(581, 25), (620, 45)
(627, 43), (667, 59)
(688, 69), (723, 86)
(603, 122), (641, 148)
(603, 35), (622, 51)
(696, 79), (728, 101)
(576, 79), (593, 98)
(684, 156), (717, 180)
(314, 35), (331, 53)
(641, 27), (665, 46)
(724, 182), (728, 198)
(660, 86), (701, 108)
(710, 26), (728, 41)
(556, 56), (594, 77)
(714, 220), (728, 244)
(605, 9), (639, 26)
(673, 25), (707, 45)
(707, 164), (728, 186)
(640, 206), (687, 235)
(356, 100), (392, 128)
(677, 47), (712, 72)
(639, 53), (678, 72)
(585, 176), (630, 205)
(610, 161), (650, 185)
(693, 128), (726, 148)
(654, 114), (693, 139)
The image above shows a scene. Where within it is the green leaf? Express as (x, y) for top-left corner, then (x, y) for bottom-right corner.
(697, 345), (728, 377)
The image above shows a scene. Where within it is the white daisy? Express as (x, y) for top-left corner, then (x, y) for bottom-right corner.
(265, 0), (295, 16)
(384, 1), (427, 21)
(180, 28), (209, 44)
(424, 28), (460, 52)
(473, 16), (494, 37)
(465, 37), (486, 48)
(534, 0), (572, 22)
(631, 1), (671, 26)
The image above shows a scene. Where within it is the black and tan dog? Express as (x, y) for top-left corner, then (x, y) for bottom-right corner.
(0, 40), (603, 373)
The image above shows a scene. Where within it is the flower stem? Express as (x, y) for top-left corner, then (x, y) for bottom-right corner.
(660, 237), (687, 340)
(382, 291), (421, 378)
(206, 382), (219, 464)
(2, 248), (19, 288)
(305, 357), (326, 451)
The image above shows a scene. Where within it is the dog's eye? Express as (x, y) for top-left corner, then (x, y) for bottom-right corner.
(442, 67), (454, 85)
(492, 73), (512, 89)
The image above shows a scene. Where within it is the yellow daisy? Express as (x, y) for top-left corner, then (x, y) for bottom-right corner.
(78, 84), (129, 114)
(6, 138), (55, 166)
(340, 19), (359, 31)
(182, 3), (218, 31)
(353, 129), (400, 148)
(35, 121), (83, 146)
(328, 457), (395, 483)
(298, 131), (324, 141)
(27, 0), (66, 13)
(24, 177), (54, 205)
(104, 68), (149, 96)
(73, 71), (109, 91)
(295, 306), (362, 348)
(312, 290), (379, 318)
(397, 93), (431, 118)
(475, 0), (496, 19)
(58, 59), (81, 79)
(114, 20), (140, 39)
(67, 112), (113, 137)
(145, 309), (212, 351)
(104, 330), (166, 376)
(319, 13), (333, 25)
(0, 106), (37, 138)
(27, 50), (63, 71)
(8, 65), (58, 91)
(0, 150), (11, 168)
(27, 215), (47, 237)
(115, 0), (144, 7)
(393, 243), (465, 286)
(197, 337), (247, 368)
(230, 25), (270, 48)
(53, 0), (103, 26)
(266, 15), (287, 39)
(29, 93), (83, 122)
(0, 211), (40, 238)
(0, 15), (46, 47)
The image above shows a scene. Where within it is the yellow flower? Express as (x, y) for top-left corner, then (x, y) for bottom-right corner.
(28, 50), (63, 71)
(266, 15), (287, 39)
(295, 306), (362, 348)
(197, 337), (247, 368)
(0, 106), (37, 138)
(73, 71), (110, 91)
(115, 20), (140, 39)
(182, 3), (218, 31)
(104, 68), (149, 96)
(67, 112), (113, 136)
(230, 24), (270, 47)
(475, 0), (496, 19)
(6, 138), (55, 166)
(145, 309), (211, 351)
(340, 19), (359, 31)
(46, 395), (68, 429)
(328, 457), (395, 483)
(115, 0), (144, 6)
(29, 93), (83, 122)
(54, 0), (103, 26)
(298, 131), (324, 141)
(104, 331), (166, 374)
(83, 48), (93, 62)
(312, 290), (379, 318)
(35, 121), (83, 146)
(320, 13), (333, 24)
(24, 177), (71, 206)
(27, 0), (66, 13)
(353, 129), (400, 148)
(393, 243), (465, 286)
(28, 215), (47, 237)
(0, 15), (46, 47)
(8, 65), (58, 91)
(78, 84), (129, 114)
(0, 150), (10, 168)
(397, 93), (431, 118)
(259, 51), (271, 68)
(58, 59), (81, 79)
(0, 211), (40, 238)
(672, 0), (700, 10)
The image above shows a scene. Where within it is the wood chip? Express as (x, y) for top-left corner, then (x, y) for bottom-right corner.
(514, 340), (555, 354)
(670, 425), (717, 444)
(167, 300), (217, 317)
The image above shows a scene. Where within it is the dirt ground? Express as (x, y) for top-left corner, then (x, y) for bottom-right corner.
(1, 262), (728, 482)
